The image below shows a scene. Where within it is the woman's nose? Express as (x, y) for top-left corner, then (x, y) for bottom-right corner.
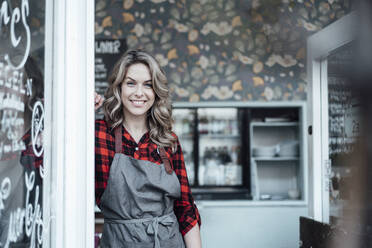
(134, 85), (144, 96)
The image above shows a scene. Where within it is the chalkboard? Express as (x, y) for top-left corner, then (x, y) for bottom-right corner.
(95, 39), (127, 96)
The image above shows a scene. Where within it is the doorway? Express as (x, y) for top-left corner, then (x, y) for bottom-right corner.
(307, 12), (357, 223)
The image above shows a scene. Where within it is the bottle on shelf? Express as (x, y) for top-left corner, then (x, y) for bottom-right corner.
(217, 146), (223, 164)
(218, 119), (224, 134)
(223, 146), (232, 164)
(224, 146), (242, 185)
(211, 117), (219, 134)
(203, 146), (221, 185)
(203, 147), (211, 165)
(198, 115), (208, 134)
(231, 119), (238, 136)
(225, 118), (233, 135)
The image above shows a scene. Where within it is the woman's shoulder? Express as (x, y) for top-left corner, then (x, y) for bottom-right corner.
(170, 132), (181, 145)
(95, 119), (111, 133)
(95, 119), (116, 143)
(169, 132), (182, 153)
(95, 118), (107, 126)
(171, 131), (179, 139)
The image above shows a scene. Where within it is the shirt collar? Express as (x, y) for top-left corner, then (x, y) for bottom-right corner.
(122, 125), (150, 146)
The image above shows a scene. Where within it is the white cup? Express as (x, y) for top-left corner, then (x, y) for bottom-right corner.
(288, 189), (300, 199)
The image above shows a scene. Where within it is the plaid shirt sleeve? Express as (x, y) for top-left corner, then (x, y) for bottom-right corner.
(172, 135), (201, 236)
(95, 119), (115, 206)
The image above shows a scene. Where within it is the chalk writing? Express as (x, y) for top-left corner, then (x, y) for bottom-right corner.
(31, 101), (44, 157)
(345, 104), (360, 138)
(95, 40), (121, 54)
(0, 110), (22, 140)
(3, 171), (43, 248)
(1, 0), (31, 70)
(0, 133), (26, 160)
(0, 177), (11, 218)
(0, 62), (28, 160)
(39, 162), (45, 179)
(0, 66), (24, 92)
(95, 39), (127, 97)
(0, 93), (25, 111)
(1, 0), (47, 247)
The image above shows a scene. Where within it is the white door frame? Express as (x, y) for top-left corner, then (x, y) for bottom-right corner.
(307, 12), (357, 222)
(43, 0), (54, 246)
(50, 0), (95, 247)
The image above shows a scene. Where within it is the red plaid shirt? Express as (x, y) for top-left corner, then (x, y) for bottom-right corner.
(95, 119), (201, 235)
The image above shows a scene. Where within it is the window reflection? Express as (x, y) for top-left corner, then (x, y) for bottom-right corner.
(0, 0), (47, 247)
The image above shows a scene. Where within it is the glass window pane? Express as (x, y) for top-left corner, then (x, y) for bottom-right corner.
(173, 108), (195, 185)
(197, 108), (241, 186)
(0, 1), (48, 246)
(327, 43), (359, 219)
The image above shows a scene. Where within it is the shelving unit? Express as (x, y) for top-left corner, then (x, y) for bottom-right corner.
(172, 103), (307, 203)
(251, 122), (299, 127)
(199, 134), (240, 139)
(249, 113), (305, 203)
(253, 157), (299, 161)
(173, 107), (244, 191)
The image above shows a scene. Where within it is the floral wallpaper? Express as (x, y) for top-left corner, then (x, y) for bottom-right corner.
(95, 0), (352, 102)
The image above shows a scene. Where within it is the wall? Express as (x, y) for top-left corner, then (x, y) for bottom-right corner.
(198, 204), (308, 248)
(94, 1), (352, 247)
(95, 0), (352, 102)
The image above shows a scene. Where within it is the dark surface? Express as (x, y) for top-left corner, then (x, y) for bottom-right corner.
(300, 216), (372, 248)
(300, 217), (332, 248)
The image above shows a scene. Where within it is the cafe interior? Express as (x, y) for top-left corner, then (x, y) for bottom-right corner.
(1, 0), (372, 247)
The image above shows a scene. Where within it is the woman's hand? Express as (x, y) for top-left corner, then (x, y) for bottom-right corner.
(95, 92), (104, 111)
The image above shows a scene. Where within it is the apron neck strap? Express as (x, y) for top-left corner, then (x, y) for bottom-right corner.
(114, 126), (122, 153)
(158, 147), (173, 174)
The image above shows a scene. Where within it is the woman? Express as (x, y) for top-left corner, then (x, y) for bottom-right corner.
(94, 50), (201, 248)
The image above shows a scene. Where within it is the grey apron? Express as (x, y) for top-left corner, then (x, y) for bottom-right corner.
(99, 127), (186, 248)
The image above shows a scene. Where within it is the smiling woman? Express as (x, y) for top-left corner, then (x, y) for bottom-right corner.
(94, 50), (202, 248)
(103, 50), (176, 150)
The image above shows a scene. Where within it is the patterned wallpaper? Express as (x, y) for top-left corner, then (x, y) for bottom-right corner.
(95, 0), (351, 102)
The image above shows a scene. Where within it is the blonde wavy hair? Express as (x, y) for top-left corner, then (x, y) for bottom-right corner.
(103, 50), (177, 151)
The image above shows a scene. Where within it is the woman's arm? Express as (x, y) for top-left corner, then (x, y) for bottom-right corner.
(184, 224), (202, 248)
(171, 136), (202, 246)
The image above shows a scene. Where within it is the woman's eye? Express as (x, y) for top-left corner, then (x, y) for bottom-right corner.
(144, 83), (153, 88)
(126, 81), (135, 86)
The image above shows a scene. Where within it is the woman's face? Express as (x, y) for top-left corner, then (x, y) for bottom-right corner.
(121, 63), (155, 120)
